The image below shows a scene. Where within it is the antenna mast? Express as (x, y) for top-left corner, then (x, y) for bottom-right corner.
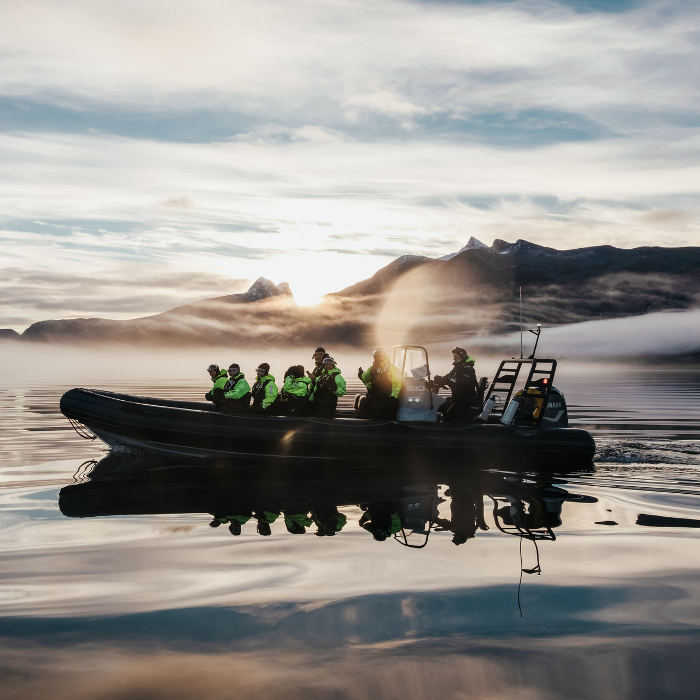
(519, 286), (523, 359)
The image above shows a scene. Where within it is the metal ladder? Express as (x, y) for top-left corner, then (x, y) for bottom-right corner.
(482, 358), (557, 426)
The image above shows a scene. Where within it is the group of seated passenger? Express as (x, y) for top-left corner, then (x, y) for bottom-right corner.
(205, 345), (483, 422)
(204, 347), (347, 418)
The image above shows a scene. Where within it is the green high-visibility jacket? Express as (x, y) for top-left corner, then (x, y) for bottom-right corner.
(361, 360), (402, 398)
(284, 513), (313, 528)
(224, 372), (250, 400)
(210, 369), (228, 391)
(282, 375), (312, 398)
(309, 367), (346, 402)
(253, 374), (278, 410)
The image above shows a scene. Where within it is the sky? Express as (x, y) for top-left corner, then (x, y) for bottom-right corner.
(1, 0), (699, 329)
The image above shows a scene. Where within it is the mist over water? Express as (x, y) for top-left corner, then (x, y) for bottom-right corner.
(2, 349), (700, 699)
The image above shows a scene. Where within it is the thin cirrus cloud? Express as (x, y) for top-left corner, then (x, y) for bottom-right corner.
(0, 0), (699, 328)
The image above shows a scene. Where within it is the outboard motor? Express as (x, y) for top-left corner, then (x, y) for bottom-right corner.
(541, 386), (568, 428)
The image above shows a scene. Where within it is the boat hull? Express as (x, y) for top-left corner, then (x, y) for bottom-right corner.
(60, 388), (596, 468)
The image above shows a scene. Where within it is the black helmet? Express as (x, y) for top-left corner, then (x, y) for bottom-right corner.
(257, 363), (270, 374)
(313, 347), (326, 358)
(257, 523), (272, 537)
(452, 347), (468, 359)
(207, 364), (220, 373)
(228, 363), (240, 374)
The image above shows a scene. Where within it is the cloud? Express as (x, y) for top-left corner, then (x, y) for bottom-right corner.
(0, 0), (698, 323)
(161, 195), (194, 210)
(0, 267), (251, 326)
(471, 309), (700, 358)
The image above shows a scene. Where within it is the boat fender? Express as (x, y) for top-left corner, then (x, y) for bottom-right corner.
(501, 396), (521, 425)
(478, 397), (495, 422)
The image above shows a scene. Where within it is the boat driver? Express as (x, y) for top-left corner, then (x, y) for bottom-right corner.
(250, 363), (279, 414)
(433, 348), (480, 422)
(358, 348), (402, 420)
(205, 364), (228, 409)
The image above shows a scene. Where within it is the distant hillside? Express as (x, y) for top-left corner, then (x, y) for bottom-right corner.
(14, 240), (700, 349)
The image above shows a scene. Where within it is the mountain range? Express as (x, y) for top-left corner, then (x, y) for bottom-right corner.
(4, 238), (700, 349)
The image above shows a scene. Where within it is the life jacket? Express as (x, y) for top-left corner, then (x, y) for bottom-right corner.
(369, 361), (393, 396)
(316, 367), (341, 395)
(251, 375), (276, 409)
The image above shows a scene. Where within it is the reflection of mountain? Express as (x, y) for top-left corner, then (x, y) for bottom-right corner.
(15, 239), (700, 348)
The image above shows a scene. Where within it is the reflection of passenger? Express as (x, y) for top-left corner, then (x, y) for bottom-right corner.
(250, 363), (279, 415)
(359, 501), (402, 541)
(358, 349), (402, 420)
(221, 363), (252, 415)
(311, 506), (347, 536)
(209, 511), (281, 536)
(280, 366), (311, 416)
(435, 487), (489, 545)
(310, 357), (346, 418)
(433, 348), (480, 423)
(205, 364), (228, 409)
(254, 510), (280, 536)
(284, 512), (313, 534)
(495, 496), (563, 530)
(209, 512), (252, 536)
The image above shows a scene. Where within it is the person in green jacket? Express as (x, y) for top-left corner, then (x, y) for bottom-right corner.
(306, 347), (327, 384)
(221, 363), (251, 415)
(309, 356), (346, 418)
(357, 349), (402, 420)
(279, 365), (312, 416)
(205, 364), (228, 409)
(250, 363), (278, 415)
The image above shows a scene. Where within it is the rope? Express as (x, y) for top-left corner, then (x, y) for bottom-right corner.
(72, 459), (98, 483)
(68, 418), (97, 440)
(517, 536), (542, 618)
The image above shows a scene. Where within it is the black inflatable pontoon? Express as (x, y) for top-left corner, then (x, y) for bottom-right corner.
(59, 349), (595, 468)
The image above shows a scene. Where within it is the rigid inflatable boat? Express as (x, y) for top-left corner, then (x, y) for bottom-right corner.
(59, 347), (596, 468)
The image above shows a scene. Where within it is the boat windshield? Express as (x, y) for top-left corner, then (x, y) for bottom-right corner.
(393, 346), (430, 381)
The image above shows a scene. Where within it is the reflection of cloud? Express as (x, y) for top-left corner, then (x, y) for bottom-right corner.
(1, 633), (700, 699)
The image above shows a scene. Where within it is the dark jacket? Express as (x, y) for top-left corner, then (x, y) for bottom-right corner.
(436, 359), (479, 404)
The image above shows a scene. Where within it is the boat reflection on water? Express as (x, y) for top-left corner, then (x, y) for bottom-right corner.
(59, 451), (597, 553)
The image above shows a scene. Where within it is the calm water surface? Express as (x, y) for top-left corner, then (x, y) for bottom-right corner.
(2, 367), (700, 700)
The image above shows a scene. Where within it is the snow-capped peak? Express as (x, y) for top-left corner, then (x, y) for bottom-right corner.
(438, 236), (490, 261)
